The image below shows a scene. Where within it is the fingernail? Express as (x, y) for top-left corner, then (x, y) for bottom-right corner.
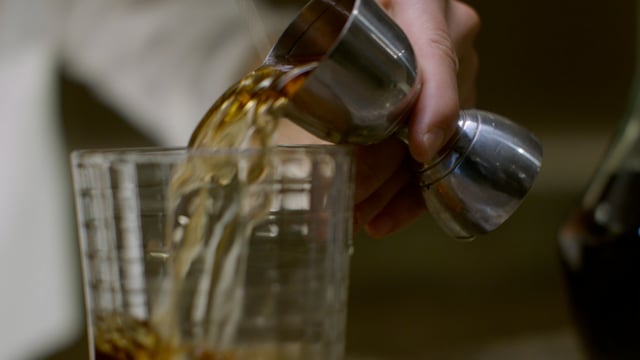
(421, 128), (445, 162)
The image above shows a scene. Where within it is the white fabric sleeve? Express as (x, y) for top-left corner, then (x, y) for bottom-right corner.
(0, 0), (81, 358)
(0, 44), (81, 360)
(61, 0), (298, 146)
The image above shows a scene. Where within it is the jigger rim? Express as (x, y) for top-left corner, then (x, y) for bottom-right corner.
(264, 0), (422, 144)
(265, 0), (359, 66)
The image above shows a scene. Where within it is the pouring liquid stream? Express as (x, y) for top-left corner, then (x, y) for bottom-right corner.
(93, 62), (319, 359)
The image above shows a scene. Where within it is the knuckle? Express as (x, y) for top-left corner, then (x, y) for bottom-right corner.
(454, 1), (481, 38)
(427, 28), (459, 70)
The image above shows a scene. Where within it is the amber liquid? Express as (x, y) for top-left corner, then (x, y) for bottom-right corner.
(559, 171), (640, 359)
(93, 63), (316, 360)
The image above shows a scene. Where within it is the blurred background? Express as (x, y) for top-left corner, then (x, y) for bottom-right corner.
(347, 1), (637, 358)
(0, 0), (636, 359)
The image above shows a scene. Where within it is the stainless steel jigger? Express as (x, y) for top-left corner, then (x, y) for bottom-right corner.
(265, 0), (543, 239)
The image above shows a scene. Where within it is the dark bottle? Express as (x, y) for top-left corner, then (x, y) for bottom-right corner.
(558, 22), (640, 358)
(559, 174), (640, 359)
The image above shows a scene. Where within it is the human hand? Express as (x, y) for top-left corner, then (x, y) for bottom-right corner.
(354, 0), (480, 238)
(275, 0), (479, 238)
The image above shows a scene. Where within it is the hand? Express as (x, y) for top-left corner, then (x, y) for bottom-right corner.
(275, 0), (480, 238)
(355, 0), (480, 238)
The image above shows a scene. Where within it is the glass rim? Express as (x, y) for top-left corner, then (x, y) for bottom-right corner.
(71, 144), (354, 166)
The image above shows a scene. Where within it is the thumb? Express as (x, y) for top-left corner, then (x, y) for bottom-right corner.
(391, 0), (460, 163)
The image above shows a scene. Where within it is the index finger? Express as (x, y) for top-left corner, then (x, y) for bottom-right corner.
(391, 0), (460, 163)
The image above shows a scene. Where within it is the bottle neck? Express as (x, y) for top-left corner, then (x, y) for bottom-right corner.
(583, 28), (640, 208)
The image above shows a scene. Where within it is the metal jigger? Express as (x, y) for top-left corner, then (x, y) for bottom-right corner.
(265, 0), (543, 239)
